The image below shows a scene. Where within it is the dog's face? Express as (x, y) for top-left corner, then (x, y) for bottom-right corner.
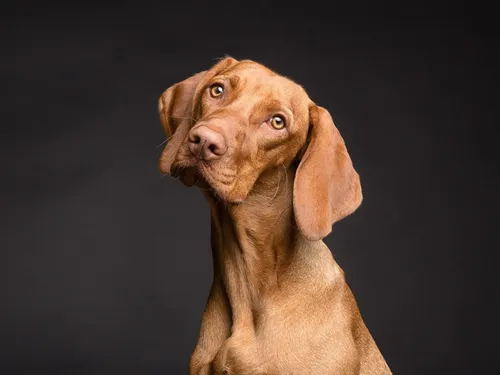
(159, 57), (362, 240)
(159, 59), (310, 203)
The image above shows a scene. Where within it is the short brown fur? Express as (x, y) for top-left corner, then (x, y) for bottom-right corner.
(158, 57), (391, 375)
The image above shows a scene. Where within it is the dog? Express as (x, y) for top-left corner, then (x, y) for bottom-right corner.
(158, 57), (391, 375)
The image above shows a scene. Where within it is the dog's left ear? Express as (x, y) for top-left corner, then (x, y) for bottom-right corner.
(293, 105), (362, 241)
(158, 57), (238, 174)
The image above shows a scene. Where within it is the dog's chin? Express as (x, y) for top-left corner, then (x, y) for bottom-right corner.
(171, 166), (204, 188)
(171, 165), (246, 204)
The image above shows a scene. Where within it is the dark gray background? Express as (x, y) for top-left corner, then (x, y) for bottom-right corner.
(2, 1), (499, 374)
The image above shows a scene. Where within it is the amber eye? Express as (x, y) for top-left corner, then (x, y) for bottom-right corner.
(270, 115), (285, 129)
(209, 84), (224, 97)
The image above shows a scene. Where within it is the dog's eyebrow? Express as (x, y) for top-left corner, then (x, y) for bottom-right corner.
(212, 75), (240, 89)
(256, 98), (294, 127)
(227, 75), (241, 88)
(259, 98), (290, 114)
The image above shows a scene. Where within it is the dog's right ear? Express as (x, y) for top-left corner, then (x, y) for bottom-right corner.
(158, 57), (238, 174)
(293, 105), (362, 241)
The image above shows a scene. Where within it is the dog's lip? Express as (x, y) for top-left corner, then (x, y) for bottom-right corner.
(171, 160), (212, 189)
(170, 160), (241, 202)
(172, 165), (202, 187)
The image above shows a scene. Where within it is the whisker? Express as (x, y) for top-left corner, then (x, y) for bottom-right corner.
(156, 133), (177, 148)
(282, 163), (288, 191)
(269, 168), (281, 203)
(213, 55), (230, 62)
(275, 164), (290, 218)
(166, 115), (198, 122)
(157, 140), (167, 148)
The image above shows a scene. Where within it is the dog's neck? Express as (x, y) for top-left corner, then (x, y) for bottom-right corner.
(203, 166), (300, 331)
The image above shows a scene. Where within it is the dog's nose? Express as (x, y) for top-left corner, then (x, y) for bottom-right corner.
(188, 126), (227, 160)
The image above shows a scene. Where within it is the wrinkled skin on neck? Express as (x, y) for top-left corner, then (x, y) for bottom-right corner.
(204, 166), (297, 327)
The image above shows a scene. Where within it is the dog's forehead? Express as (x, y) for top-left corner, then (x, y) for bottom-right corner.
(225, 62), (306, 96)
(218, 61), (310, 117)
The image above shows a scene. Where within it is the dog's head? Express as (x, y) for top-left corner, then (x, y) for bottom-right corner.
(158, 57), (362, 240)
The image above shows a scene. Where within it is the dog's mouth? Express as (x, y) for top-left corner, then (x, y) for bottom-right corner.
(171, 165), (207, 188)
(170, 161), (245, 203)
(171, 162), (226, 197)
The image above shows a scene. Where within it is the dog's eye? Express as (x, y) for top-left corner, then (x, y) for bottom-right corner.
(270, 115), (286, 130)
(209, 84), (224, 97)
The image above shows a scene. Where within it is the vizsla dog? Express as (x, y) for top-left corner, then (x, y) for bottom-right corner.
(158, 57), (391, 375)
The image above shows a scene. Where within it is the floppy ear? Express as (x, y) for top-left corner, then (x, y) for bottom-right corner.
(293, 105), (362, 241)
(158, 57), (238, 174)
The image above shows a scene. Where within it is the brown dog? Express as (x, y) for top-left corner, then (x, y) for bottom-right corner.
(158, 57), (391, 375)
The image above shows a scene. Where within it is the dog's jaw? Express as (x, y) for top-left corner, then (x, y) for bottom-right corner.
(170, 159), (247, 204)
